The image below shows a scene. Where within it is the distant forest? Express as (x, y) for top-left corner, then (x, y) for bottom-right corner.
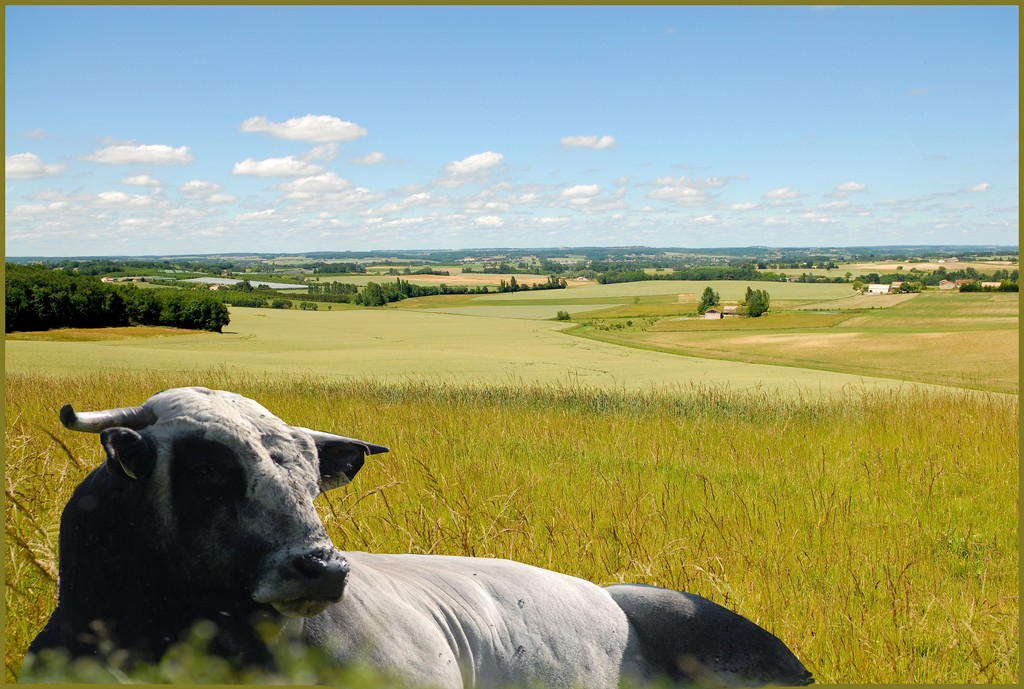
(5, 264), (229, 333)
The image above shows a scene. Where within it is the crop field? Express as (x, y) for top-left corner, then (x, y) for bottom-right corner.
(4, 371), (1018, 684)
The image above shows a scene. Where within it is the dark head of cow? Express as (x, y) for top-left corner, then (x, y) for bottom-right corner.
(35, 387), (387, 665)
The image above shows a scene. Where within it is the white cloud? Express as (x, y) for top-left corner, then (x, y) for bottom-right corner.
(368, 191), (434, 217)
(648, 183), (705, 206)
(240, 114), (367, 142)
(646, 175), (737, 207)
(561, 184), (601, 198)
(381, 217), (426, 228)
(727, 202), (760, 211)
(279, 172), (352, 196)
(436, 151), (504, 187)
(466, 200), (512, 213)
(10, 203), (48, 216)
(836, 181), (867, 193)
(236, 209), (275, 221)
(6, 152), (67, 179)
(180, 179), (222, 196)
(207, 193), (238, 204)
(121, 174), (161, 187)
(968, 182), (991, 193)
(232, 156), (323, 177)
(353, 151), (389, 164)
(763, 187), (802, 200)
(445, 151), (503, 176)
(95, 191), (156, 207)
(474, 215), (504, 227)
(82, 143), (194, 165)
(560, 135), (615, 150)
(303, 143), (340, 162)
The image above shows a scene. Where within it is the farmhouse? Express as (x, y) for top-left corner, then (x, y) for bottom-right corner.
(938, 279), (957, 290)
(703, 308), (723, 319)
(982, 281), (1002, 289)
(722, 305), (740, 316)
(865, 283), (890, 295)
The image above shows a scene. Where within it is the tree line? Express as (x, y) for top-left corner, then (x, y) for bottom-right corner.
(5, 264), (229, 333)
(597, 264), (788, 285)
(350, 275), (567, 306)
(354, 278), (494, 306)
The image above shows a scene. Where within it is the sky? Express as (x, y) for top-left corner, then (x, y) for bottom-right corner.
(4, 4), (1019, 257)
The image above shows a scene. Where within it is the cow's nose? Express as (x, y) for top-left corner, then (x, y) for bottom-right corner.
(291, 552), (349, 600)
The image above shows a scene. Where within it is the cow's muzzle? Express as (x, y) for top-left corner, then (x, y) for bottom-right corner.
(252, 550), (350, 618)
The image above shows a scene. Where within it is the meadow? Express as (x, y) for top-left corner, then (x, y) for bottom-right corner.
(569, 292), (1019, 395)
(5, 302), (939, 397)
(4, 278), (1019, 684)
(4, 371), (1018, 683)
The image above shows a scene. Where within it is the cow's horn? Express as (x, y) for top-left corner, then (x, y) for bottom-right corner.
(303, 429), (389, 456)
(60, 404), (157, 433)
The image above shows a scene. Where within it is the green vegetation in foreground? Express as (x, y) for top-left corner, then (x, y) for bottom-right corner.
(5, 371), (1018, 683)
(569, 292), (1018, 394)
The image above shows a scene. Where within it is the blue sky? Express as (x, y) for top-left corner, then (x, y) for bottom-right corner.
(5, 4), (1019, 256)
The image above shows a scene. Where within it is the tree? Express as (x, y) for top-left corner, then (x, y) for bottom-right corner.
(743, 286), (771, 317)
(697, 286), (720, 315)
(359, 282), (387, 307)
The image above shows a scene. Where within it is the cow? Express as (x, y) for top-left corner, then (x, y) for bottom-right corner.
(21, 387), (813, 687)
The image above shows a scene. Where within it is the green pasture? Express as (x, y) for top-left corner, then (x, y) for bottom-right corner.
(5, 306), (961, 397)
(5, 372), (1018, 683)
(571, 292), (1019, 394)
(474, 280), (853, 303)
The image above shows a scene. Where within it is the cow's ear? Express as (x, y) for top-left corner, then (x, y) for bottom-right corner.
(311, 433), (388, 493)
(99, 427), (154, 481)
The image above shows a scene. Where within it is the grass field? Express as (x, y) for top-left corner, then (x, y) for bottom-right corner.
(4, 371), (1018, 683)
(6, 305), (947, 397)
(568, 292), (1019, 395)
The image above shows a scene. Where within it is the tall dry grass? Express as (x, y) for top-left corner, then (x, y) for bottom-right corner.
(4, 370), (1018, 683)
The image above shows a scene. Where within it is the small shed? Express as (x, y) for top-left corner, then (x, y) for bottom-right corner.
(702, 308), (723, 319)
(865, 283), (889, 295)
